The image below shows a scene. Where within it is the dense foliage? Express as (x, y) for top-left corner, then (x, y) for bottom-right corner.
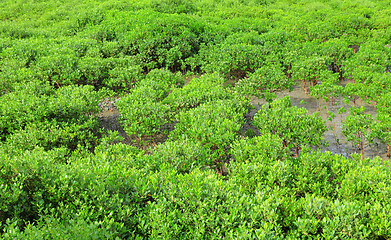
(1, 0), (391, 238)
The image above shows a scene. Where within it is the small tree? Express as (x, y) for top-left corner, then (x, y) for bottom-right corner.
(234, 63), (294, 103)
(309, 70), (342, 114)
(342, 106), (374, 159)
(253, 96), (326, 157)
(373, 93), (391, 157)
(291, 55), (326, 94)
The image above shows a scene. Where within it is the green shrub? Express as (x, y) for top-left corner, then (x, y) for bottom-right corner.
(86, 10), (212, 71)
(46, 84), (101, 122)
(0, 82), (101, 151)
(289, 195), (372, 239)
(342, 106), (374, 159)
(63, 37), (98, 58)
(150, 0), (196, 14)
(366, 200), (391, 238)
(231, 134), (285, 163)
(117, 69), (182, 137)
(77, 56), (113, 86)
(35, 47), (80, 86)
(338, 156), (391, 203)
(198, 42), (267, 79)
(168, 97), (249, 158)
(229, 159), (296, 195)
(118, 99), (171, 138)
(0, 68), (38, 96)
(66, 8), (106, 35)
(319, 200), (371, 239)
(373, 92), (391, 157)
(234, 63), (294, 101)
(2, 216), (119, 240)
(147, 137), (212, 174)
(230, 151), (391, 238)
(0, 81), (53, 139)
(253, 96), (326, 157)
(147, 169), (284, 239)
(0, 147), (69, 232)
(162, 73), (228, 110)
(4, 119), (99, 153)
(0, 145), (158, 238)
(0, 39), (47, 69)
(105, 58), (143, 91)
(139, 68), (184, 96)
(294, 151), (354, 199)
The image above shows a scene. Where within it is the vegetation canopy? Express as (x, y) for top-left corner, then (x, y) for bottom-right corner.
(1, 0), (391, 238)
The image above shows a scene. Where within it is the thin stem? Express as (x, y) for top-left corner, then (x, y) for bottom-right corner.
(360, 133), (364, 160)
(326, 100), (329, 118)
(303, 80), (307, 94)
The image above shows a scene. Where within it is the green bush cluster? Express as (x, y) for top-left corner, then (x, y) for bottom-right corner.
(163, 73), (228, 110)
(168, 97), (250, 159)
(0, 81), (102, 153)
(2, 144), (391, 239)
(0, 144), (153, 239)
(234, 63), (294, 102)
(2, 0), (391, 238)
(253, 96), (326, 157)
(116, 69), (182, 138)
(230, 150), (391, 238)
(1, 0), (389, 95)
(231, 133), (285, 164)
(0, 37), (145, 92)
(146, 136), (211, 174)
